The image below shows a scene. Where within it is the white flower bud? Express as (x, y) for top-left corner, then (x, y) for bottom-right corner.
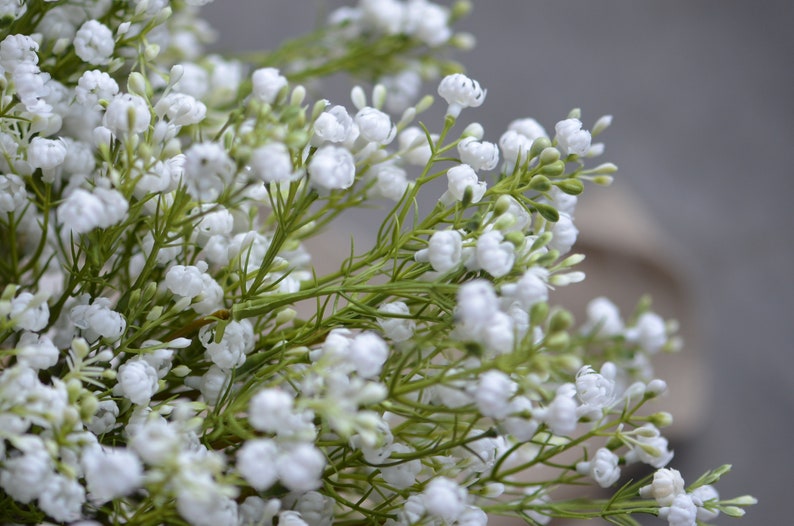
(250, 142), (297, 183)
(252, 67), (288, 104)
(349, 332), (389, 378)
(476, 230), (515, 278)
(312, 105), (356, 145)
(182, 141), (236, 201)
(555, 118), (592, 156)
(103, 93), (151, 136)
(308, 145), (356, 191)
(438, 73), (486, 118)
(458, 136), (499, 171)
(377, 301), (415, 342)
(116, 359), (159, 405)
(355, 107), (396, 144)
(74, 20), (115, 65)
(443, 164), (486, 204)
(27, 137), (66, 170)
(422, 477), (467, 523)
(576, 448), (621, 488)
(9, 292), (49, 332)
(82, 446), (143, 504)
(398, 126), (434, 166)
(276, 443), (326, 491)
(236, 438), (279, 490)
(475, 370), (516, 419)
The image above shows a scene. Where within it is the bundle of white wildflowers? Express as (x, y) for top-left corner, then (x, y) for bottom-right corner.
(0, 1), (755, 525)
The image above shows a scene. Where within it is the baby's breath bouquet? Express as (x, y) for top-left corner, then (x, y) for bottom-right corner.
(0, 1), (755, 525)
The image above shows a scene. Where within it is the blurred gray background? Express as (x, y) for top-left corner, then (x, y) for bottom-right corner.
(202, 1), (792, 523)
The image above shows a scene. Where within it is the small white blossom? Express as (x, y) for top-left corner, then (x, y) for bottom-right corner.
(499, 129), (534, 169)
(368, 162), (408, 200)
(555, 118), (592, 156)
(279, 511), (309, 526)
(438, 73), (486, 118)
(575, 364), (616, 411)
(82, 446), (143, 504)
(509, 118), (548, 142)
(458, 136), (499, 171)
(15, 332), (59, 370)
(308, 145), (356, 191)
(360, 0), (405, 35)
(0, 34), (38, 72)
(74, 20), (114, 65)
(536, 384), (579, 436)
(456, 279), (499, 328)
(13, 62), (51, 114)
(38, 473), (86, 523)
(251, 67), (288, 104)
(276, 443), (326, 492)
(70, 298), (126, 342)
(27, 137), (67, 171)
(629, 312), (667, 354)
(200, 319), (255, 370)
(165, 263), (208, 299)
(240, 497), (281, 526)
(545, 186), (578, 216)
(9, 291), (49, 332)
(576, 448), (621, 488)
(659, 494), (698, 526)
(104, 93), (151, 136)
(182, 141), (236, 201)
(422, 477), (467, 523)
(639, 468), (685, 506)
(398, 126), (434, 165)
(583, 297), (624, 337)
(476, 230), (515, 278)
(312, 105), (357, 145)
(88, 399), (119, 435)
(0, 174), (27, 213)
(415, 229), (462, 273)
(380, 444), (422, 489)
(192, 205), (234, 241)
(501, 267), (549, 310)
(625, 424), (674, 468)
(250, 142), (298, 183)
(355, 106), (396, 144)
(294, 490), (335, 526)
(380, 69), (422, 113)
(377, 301), (415, 342)
(548, 211), (578, 254)
(154, 92), (207, 126)
(457, 506), (488, 526)
(116, 359), (159, 405)
(349, 332), (389, 378)
(249, 388), (295, 433)
(0, 437), (53, 503)
(443, 164), (486, 205)
(481, 310), (515, 356)
(128, 417), (180, 465)
(692, 485), (720, 522)
(475, 370), (516, 419)
(236, 438), (279, 490)
(404, 0), (452, 46)
(75, 69), (119, 108)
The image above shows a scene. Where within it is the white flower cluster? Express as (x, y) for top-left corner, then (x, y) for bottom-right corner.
(0, 1), (752, 526)
(640, 468), (721, 526)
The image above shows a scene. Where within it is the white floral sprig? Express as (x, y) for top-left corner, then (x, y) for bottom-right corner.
(0, 1), (754, 525)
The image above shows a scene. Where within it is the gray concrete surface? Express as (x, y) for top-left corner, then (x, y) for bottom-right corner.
(202, 1), (793, 522)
